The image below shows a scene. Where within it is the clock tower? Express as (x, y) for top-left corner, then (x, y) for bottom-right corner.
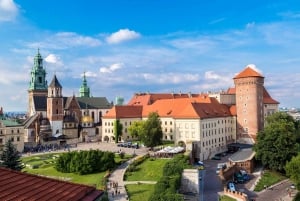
(28, 49), (48, 116)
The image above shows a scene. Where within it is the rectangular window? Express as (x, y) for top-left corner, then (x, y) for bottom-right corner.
(17, 136), (20, 141)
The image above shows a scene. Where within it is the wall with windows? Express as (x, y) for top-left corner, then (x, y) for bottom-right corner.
(102, 117), (142, 142)
(174, 116), (236, 161)
(156, 117), (175, 141)
(0, 125), (24, 152)
(263, 103), (278, 126)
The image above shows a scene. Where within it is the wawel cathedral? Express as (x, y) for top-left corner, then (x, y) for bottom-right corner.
(23, 50), (113, 146)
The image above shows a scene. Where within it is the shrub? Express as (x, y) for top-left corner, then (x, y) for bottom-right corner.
(55, 150), (116, 175)
(149, 154), (188, 201)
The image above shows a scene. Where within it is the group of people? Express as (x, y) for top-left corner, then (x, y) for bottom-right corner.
(109, 180), (120, 197)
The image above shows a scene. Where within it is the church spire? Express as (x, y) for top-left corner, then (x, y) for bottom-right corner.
(79, 72), (90, 97)
(29, 49), (48, 91)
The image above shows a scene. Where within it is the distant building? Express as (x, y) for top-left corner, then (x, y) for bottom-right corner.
(24, 50), (113, 146)
(0, 107), (24, 152)
(102, 66), (279, 161)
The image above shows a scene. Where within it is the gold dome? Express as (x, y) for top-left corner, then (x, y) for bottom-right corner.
(81, 115), (93, 123)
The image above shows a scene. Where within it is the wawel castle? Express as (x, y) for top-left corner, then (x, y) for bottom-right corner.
(0, 51), (279, 161)
(102, 67), (279, 161)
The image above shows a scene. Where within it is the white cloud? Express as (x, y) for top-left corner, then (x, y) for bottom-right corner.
(204, 71), (222, 80)
(100, 63), (123, 73)
(45, 54), (59, 63)
(141, 72), (200, 84)
(27, 32), (102, 50)
(209, 18), (225, 25)
(106, 29), (141, 44)
(0, 0), (18, 22)
(246, 22), (255, 29)
(82, 71), (97, 77)
(246, 64), (263, 74)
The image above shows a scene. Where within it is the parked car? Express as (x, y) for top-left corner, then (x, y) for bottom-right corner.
(131, 143), (139, 149)
(211, 155), (221, 160)
(227, 182), (236, 191)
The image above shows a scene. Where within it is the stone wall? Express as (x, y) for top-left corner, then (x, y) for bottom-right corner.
(180, 169), (199, 194)
(224, 187), (248, 201)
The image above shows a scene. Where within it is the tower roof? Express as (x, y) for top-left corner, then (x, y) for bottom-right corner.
(79, 72), (90, 97)
(234, 66), (264, 79)
(49, 74), (62, 88)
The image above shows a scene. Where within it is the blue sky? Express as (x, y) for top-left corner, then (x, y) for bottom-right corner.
(1, 0), (300, 111)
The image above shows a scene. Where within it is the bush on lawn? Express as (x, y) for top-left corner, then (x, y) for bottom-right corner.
(149, 154), (189, 201)
(55, 150), (116, 175)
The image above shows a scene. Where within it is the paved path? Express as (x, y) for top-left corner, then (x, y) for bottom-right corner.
(106, 158), (134, 201)
(106, 154), (154, 201)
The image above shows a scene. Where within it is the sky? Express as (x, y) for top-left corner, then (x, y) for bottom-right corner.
(1, 0), (300, 111)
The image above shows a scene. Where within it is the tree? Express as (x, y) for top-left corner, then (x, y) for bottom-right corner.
(254, 112), (299, 172)
(128, 121), (145, 140)
(0, 139), (23, 171)
(285, 153), (300, 189)
(141, 112), (163, 148)
(113, 119), (123, 143)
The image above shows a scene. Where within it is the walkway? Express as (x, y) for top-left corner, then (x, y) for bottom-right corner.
(106, 154), (152, 201)
(106, 158), (133, 201)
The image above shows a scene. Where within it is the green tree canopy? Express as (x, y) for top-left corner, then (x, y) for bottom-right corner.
(128, 120), (145, 140)
(113, 119), (123, 143)
(285, 153), (300, 189)
(0, 139), (23, 171)
(141, 112), (163, 148)
(254, 112), (299, 172)
(128, 112), (163, 147)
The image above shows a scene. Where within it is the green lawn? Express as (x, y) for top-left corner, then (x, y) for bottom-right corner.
(219, 195), (237, 201)
(126, 184), (155, 201)
(22, 152), (128, 189)
(254, 170), (287, 191)
(125, 158), (170, 181)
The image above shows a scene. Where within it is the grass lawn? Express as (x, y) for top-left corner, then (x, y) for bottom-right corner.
(126, 184), (155, 201)
(125, 158), (170, 181)
(254, 170), (287, 191)
(219, 195), (237, 201)
(22, 152), (129, 189)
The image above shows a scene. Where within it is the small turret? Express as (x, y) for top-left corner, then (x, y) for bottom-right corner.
(79, 72), (90, 97)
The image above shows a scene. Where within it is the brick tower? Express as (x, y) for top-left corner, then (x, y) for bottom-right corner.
(234, 66), (264, 144)
(47, 74), (64, 136)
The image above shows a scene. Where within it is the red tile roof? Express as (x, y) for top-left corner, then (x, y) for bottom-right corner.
(127, 93), (205, 106)
(263, 87), (280, 104)
(227, 87), (236, 94)
(234, 67), (264, 79)
(105, 95), (234, 119)
(104, 105), (143, 118)
(0, 167), (103, 201)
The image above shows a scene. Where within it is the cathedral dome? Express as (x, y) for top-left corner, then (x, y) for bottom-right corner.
(81, 115), (93, 123)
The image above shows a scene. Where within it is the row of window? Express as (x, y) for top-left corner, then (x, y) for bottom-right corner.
(0, 136), (20, 144)
(202, 127), (234, 138)
(202, 119), (234, 129)
(202, 136), (232, 147)
(0, 129), (21, 134)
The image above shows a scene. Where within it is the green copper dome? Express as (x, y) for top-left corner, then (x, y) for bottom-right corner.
(79, 72), (90, 97)
(29, 49), (48, 91)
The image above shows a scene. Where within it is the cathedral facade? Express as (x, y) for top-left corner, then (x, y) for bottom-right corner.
(24, 50), (113, 146)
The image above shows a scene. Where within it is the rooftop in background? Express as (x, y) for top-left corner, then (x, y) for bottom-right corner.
(0, 167), (103, 201)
